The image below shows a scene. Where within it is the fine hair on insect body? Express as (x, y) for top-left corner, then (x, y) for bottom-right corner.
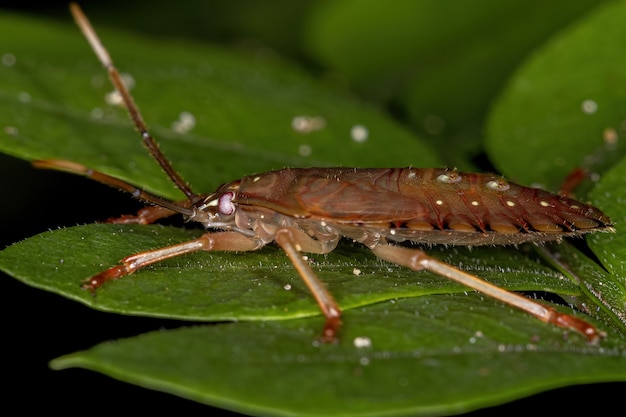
(35, 3), (614, 344)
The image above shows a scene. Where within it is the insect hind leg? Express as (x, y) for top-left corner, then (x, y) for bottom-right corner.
(370, 244), (604, 343)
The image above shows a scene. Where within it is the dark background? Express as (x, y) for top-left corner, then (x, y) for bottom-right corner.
(1, 1), (623, 414)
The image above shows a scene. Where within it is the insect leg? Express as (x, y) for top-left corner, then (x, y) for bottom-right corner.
(371, 244), (604, 343)
(274, 228), (342, 343)
(83, 231), (263, 292)
(559, 167), (588, 197)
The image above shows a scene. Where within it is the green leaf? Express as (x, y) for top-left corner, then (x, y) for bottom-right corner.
(0, 223), (586, 321)
(484, 0), (626, 335)
(585, 156), (626, 326)
(0, 11), (440, 201)
(1, 4), (626, 417)
(48, 297), (626, 417)
(537, 241), (626, 332)
(304, 0), (603, 164)
(486, 0), (626, 190)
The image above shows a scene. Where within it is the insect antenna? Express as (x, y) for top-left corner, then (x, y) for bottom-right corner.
(33, 159), (194, 216)
(69, 3), (200, 204)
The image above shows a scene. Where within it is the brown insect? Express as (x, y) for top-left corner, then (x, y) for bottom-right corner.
(38, 3), (614, 344)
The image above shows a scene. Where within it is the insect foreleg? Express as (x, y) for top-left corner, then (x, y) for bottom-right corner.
(82, 231), (263, 292)
(274, 228), (342, 343)
(371, 244), (604, 343)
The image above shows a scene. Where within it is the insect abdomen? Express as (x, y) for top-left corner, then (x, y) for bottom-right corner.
(395, 168), (610, 235)
(236, 167), (612, 245)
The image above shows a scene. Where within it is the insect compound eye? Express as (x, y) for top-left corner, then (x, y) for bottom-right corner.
(218, 192), (236, 215)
